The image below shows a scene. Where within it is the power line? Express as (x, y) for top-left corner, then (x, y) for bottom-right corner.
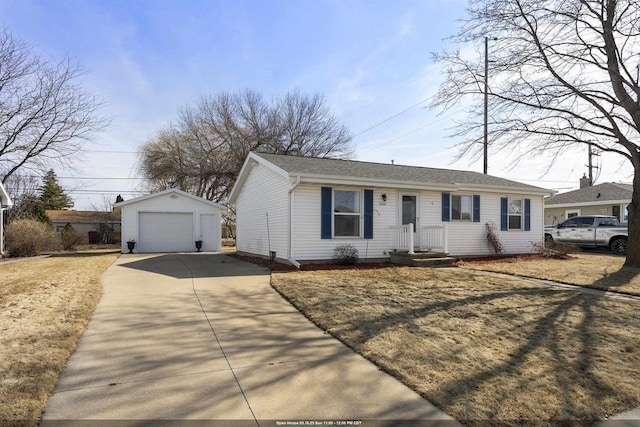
(351, 96), (432, 139)
(18, 174), (144, 180)
(58, 176), (144, 180)
(67, 190), (146, 194)
(358, 106), (468, 154)
(84, 149), (139, 154)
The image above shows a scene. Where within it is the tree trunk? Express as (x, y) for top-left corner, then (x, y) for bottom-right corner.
(624, 170), (640, 267)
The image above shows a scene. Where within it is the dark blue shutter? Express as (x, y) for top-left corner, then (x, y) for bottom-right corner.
(321, 187), (332, 239)
(473, 195), (481, 223)
(441, 192), (450, 222)
(500, 197), (508, 231)
(363, 189), (373, 239)
(524, 198), (531, 231)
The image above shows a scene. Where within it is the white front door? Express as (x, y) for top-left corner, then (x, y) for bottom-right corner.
(400, 193), (418, 245)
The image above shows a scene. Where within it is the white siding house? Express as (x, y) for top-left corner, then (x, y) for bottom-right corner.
(229, 153), (552, 264)
(115, 189), (226, 253)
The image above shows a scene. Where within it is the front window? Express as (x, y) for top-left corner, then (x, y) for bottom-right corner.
(334, 190), (360, 237)
(508, 199), (522, 230)
(452, 195), (472, 221)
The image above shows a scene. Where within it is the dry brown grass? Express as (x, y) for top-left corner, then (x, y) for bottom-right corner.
(272, 267), (640, 424)
(0, 250), (119, 426)
(460, 253), (640, 296)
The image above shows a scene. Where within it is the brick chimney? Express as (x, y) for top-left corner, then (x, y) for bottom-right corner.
(579, 173), (591, 188)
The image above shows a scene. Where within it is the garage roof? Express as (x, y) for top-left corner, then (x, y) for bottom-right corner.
(114, 188), (226, 209)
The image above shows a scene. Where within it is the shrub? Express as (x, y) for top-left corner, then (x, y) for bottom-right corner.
(5, 219), (55, 257)
(485, 221), (503, 254)
(60, 223), (86, 250)
(543, 240), (577, 259)
(333, 244), (359, 265)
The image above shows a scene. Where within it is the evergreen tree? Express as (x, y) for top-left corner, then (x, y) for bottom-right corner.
(22, 194), (51, 225)
(39, 170), (73, 210)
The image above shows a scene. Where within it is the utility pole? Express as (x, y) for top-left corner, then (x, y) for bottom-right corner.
(588, 143), (593, 186)
(483, 36), (489, 175)
(587, 143), (600, 186)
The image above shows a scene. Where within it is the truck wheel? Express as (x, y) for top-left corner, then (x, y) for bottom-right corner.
(544, 234), (554, 248)
(611, 238), (627, 256)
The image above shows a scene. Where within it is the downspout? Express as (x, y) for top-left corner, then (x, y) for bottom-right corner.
(287, 176), (301, 269)
(0, 207), (4, 257)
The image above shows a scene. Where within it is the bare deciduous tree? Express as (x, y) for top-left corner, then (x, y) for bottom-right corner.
(2, 171), (47, 224)
(90, 195), (119, 244)
(0, 28), (107, 183)
(432, 0), (640, 266)
(139, 89), (353, 202)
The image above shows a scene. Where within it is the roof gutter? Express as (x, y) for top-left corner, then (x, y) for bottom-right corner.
(291, 175), (551, 196)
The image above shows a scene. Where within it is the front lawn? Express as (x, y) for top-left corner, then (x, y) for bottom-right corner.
(272, 267), (640, 424)
(0, 250), (120, 426)
(459, 253), (640, 296)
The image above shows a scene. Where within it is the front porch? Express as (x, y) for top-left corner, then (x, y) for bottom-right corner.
(389, 223), (455, 266)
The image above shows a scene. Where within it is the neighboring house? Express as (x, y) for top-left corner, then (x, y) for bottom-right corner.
(0, 182), (13, 255)
(544, 176), (632, 226)
(46, 210), (122, 243)
(228, 152), (552, 265)
(115, 188), (226, 253)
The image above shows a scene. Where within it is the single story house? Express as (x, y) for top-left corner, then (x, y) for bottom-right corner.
(228, 152), (552, 265)
(46, 210), (122, 243)
(115, 188), (226, 253)
(544, 177), (632, 225)
(0, 182), (13, 255)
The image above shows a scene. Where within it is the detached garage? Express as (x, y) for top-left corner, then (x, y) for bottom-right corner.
(116, 189), (226, 253)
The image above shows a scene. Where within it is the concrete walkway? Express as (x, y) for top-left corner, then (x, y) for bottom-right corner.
(42, 253), (455, 425)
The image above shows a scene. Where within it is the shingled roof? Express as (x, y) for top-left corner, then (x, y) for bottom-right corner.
(46, 210), (119, 222)
(545, 182), (632, 205)
(254, 153), (548, 192)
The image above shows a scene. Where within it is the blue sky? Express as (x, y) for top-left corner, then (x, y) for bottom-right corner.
(0, 0), (633, 209)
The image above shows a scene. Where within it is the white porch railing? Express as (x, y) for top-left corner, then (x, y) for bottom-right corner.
(390, 223), (448, 254)
(419, 224), (448, 253)
(390, 223), (414, 254)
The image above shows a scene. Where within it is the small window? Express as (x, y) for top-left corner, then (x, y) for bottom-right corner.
(451, 195), (472, 221)
(508, 199), (522, 230)
(334, 190), (361, 237)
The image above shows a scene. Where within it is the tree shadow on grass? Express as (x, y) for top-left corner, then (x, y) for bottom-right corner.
(582, 265), (640, 296)
(304, 270), (640, 424)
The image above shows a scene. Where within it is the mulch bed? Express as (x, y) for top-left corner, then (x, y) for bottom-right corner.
(230, 253), (394, 272)
(234, 253), (574, 271)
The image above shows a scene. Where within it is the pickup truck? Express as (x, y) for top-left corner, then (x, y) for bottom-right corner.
(544, 215), (628, 255)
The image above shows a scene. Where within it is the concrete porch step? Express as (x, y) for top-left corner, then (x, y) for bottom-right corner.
(389, 251), (456, 267)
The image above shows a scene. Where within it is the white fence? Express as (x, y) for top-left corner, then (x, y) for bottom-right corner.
(390, 223), (448, 253)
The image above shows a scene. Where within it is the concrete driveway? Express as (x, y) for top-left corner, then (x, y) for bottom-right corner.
(42, 253), (456, 425)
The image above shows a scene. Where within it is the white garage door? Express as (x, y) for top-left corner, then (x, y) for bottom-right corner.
(138, 212), (194, 253)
